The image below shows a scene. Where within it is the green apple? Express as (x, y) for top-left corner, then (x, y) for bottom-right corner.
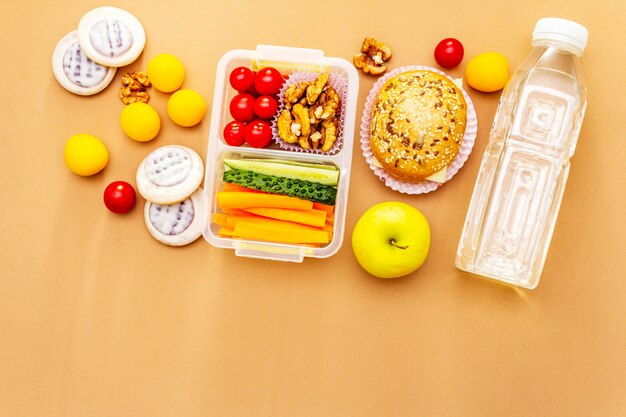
(352, 202), (430, 278)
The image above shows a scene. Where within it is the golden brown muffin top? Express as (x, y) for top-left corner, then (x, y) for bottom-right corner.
(369, 70), (467, 182)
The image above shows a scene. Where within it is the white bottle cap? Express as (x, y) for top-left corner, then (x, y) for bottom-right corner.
(532, 18), (588, 56)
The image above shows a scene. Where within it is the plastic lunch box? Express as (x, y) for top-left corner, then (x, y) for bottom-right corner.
(202, 45), (359, 262)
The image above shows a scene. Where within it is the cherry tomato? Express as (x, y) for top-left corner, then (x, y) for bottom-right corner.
(229, 93), (255, 122)
(103, 181), (136, 214)
(434, 38), (464, 68)
(254, 67), (284, 95)
(245, 82), (259, 97)
(245, 120), (273, 148)
(223, 121), (247, 146)
(253, 95), (278, 119)
(229, 67), (255, 92)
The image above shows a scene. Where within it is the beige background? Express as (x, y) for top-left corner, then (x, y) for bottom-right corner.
(2, 0), (626, 416)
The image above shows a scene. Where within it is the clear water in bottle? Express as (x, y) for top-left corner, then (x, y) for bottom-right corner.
(456, 18), (588, 288)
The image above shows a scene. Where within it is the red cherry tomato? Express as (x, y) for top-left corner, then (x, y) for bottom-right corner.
(103, 181), (136, 214)
(245, 120), (273, 148)
(254, 67), (284, 95)
(245, 82), (259, 97)
(223, 121), (247, 146)
(434, 38), (464, 68)
(229, 93), (255, 122)
(253, 95), (278, 119)
(229, 67), (255, 92)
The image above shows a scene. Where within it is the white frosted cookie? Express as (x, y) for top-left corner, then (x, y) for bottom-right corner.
(144, 188), (207, 246)
(136, 145), (204, 204)
(52, 31), (116, 96)
(77, 6), (146, 67)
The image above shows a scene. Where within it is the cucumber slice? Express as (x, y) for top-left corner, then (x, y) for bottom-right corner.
(223, 158), (339, 186)
(223, 169), (336, 205)
(257, 158), (338, 171)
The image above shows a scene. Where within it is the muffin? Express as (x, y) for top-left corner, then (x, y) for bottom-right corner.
(369, 70), (467, 182)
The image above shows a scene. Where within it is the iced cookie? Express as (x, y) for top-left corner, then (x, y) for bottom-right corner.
(52, 31), (116, 96)
(77, 6), (146, 67)
(144, 188), (207, 246)
(136, 145), (204, 204)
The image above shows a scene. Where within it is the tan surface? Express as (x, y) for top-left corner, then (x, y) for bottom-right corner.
(2, 0), (626, 416)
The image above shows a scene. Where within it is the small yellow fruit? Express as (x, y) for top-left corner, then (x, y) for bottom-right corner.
(147, 54), (185, 93)
(64, 134), (109, 176)
(120, 102), (161, 142)
(465, 52), (509, 93)
(167, 89), (207, 127)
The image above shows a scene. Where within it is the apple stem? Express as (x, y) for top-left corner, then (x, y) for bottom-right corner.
(390, 239), (409, 250)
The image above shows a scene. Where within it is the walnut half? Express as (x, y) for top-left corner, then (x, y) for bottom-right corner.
(353, 37), (392, 76)
(277, 110), (298, 143)
(119, 71), (151, 104)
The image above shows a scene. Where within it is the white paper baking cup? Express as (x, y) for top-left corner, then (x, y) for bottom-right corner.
(360, 65), (478, 194)
(272, 71), (348, 155)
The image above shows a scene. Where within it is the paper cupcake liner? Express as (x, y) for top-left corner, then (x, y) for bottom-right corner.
(271, 71), (348, 155)
(360, 65), (478, 194)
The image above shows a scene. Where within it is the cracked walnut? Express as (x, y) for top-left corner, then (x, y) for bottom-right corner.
(353, 37), (392, 76)
(277, 73), (341, 152)
(119, 71), (151, 104)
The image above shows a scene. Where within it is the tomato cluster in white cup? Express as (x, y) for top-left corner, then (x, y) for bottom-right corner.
(223, 66), (286, 148)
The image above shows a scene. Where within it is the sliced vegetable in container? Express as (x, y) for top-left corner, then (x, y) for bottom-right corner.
(224, 214), (320, 231)
(216, 191), (313, 210)
(232, 222), (329, 244)
(223, 169), (336, 205)
(243, 207), (327, 228)
(259, 159), (338, 171)
(222, 182), (265, 193)
(213, 192), (334, 246)
(212, 156), (339, 247)
(223, 158), (339, 186)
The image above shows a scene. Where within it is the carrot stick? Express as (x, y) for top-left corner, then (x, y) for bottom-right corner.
(243, 207), (326, 228)
(221, 208), (255, 216)
(216, 192), (313, 210)
(232, 222), (329, 244)
(226, 215), (245, 230)
(212, 212), (229, 226)
(226, 215), (323, 232)
(312, 202), (335, 217)
(222, 183), (267, 194)
(218, 226), (236, 236)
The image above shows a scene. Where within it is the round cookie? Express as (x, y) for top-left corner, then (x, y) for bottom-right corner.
(369, 70), (467, 182)
(144, 188), (207, 246)
(52, 31), (116, 96)
(77, 6), (146, 67)
(136, 145), (204, 204)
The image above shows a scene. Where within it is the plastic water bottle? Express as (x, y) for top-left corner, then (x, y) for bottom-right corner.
(456, 18), (588, 289)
